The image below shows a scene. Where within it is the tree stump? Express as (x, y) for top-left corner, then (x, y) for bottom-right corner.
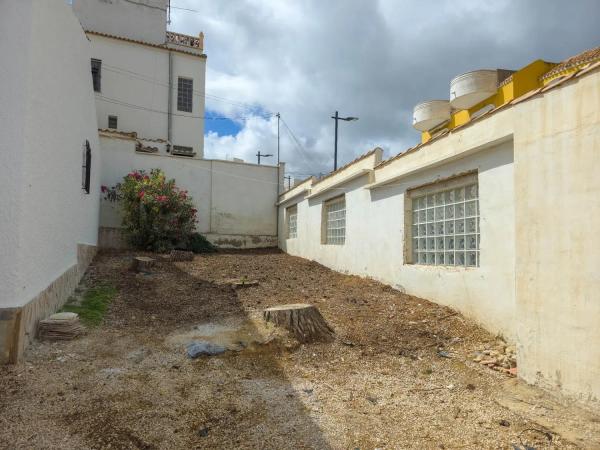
(131, 256), (155, 273)
(263, 304), (334, 342)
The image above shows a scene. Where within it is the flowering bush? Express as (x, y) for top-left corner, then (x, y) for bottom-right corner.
(102, 169), (197, 252)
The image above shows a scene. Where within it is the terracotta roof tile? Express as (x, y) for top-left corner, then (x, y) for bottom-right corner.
(540, 46), (600, 80)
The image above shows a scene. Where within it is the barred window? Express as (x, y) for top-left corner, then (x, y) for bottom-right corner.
(177, 77), (193, 112)
(108, 115), (118, 129)
(287, 205), (297, 239)
(324, 196), (346, 245)
(171, 145), (195, 157)
(91, 59), (101, 92)
(82, 140), (91, 194)
(410, 179), (479, 267)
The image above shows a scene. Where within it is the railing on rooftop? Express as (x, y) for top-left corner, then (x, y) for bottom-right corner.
(166, 31), (203, 51)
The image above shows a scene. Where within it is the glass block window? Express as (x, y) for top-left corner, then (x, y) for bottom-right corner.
(324, 197), (346, 245)
(411, 182), (479, 267)
(177, 77), (193, 112)
(287, 205), (297, 239)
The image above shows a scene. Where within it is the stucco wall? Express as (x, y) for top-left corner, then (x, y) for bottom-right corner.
(86, 34), (206, 157)
(0, 0), (101, 362)
(513, 71), (600, 405)
(99, 136), (280, 243)
(73, 0), (168, 45)
(280, 143), (516, 340)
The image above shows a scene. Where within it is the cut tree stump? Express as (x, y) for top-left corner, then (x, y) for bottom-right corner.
(263, 304), (334, 342)
(131, 256), (155, 273)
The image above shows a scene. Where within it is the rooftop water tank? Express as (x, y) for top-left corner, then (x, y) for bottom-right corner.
(449, 69), (513, 110)
(412, 100), (451, 131)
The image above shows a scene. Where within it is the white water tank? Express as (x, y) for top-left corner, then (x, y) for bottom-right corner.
(412, 100), (451, 131)
(449, 69), (513, 110)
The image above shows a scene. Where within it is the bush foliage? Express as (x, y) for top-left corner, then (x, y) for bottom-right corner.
(103, 169), (198, 252)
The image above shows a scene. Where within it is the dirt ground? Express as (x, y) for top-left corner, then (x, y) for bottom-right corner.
(1, 250), (599, 449)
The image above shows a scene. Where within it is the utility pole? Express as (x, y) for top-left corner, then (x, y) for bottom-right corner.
(284, 175), (292, 190)
(256, 151), (273, 165)
(331, 111), (359, 171)
(276, 113), (281, 165)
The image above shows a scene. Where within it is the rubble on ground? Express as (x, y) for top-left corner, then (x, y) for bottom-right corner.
(472, 339), (517, 376)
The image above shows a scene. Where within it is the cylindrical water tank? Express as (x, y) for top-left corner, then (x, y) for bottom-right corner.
(450, 69), (499, 110)
(412, 100), (451, 131)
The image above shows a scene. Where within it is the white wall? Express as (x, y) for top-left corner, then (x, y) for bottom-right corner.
(0, 0), (101, 309)
(280, 143), (516, 340)
(87, 34), (206, 157)
(99, 136), (280, 241)
(73, 0), (168, 45)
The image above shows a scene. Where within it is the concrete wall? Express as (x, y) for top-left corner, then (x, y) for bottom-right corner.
(513, 70), (600, 405)
(279, 68), (600, 408)
(73, 0), (168, 45)
(86, 34), (206, 157)
(99, 135), (281, 248)
(0, 0), (101, 362)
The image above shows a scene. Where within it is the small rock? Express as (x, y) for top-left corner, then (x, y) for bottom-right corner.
(366, 395), (378, 405)
(437, 350), (452, 358)
(186, 341), (227, 358)
(499, 419), (510, 427)
(197, 427), (209, 437)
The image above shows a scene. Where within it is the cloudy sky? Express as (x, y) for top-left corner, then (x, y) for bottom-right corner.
(168, 0), (599, 180)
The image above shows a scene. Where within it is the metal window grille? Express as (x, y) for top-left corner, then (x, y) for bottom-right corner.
(82, 140), (91, 194)
(325, 197), (346, 245)
(177, 77), (193, 112)
(108, 115), (118, 129)
(287, 205), (297, 239)
(172, 145), (195, 157)
(411, 183), (479, 267)
(91, 59), (101, 92)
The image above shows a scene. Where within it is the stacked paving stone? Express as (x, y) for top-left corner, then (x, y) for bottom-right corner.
(38, 312), (84, 340)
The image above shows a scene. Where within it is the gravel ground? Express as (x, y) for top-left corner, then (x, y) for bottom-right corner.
(1, 249), (598, 449)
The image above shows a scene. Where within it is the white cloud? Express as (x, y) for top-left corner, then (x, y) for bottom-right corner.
(170, 0), (600, 178)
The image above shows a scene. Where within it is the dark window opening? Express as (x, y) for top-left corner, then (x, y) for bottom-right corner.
(82, 140), (91, 194)
(108, 115), (118, 129)
(91, 59), (102, 92)
(177, 77), (193, 112)
(172, 145), (195, 157)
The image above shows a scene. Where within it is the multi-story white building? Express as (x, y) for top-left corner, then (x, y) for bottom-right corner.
(73, 0), (206, 158)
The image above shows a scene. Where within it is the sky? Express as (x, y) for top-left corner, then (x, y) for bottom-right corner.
(168, 0), (600, 180)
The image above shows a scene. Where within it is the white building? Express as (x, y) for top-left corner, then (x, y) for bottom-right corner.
(72, 0), (283, 248)
(279, 50), (600, 408)
(0, 0), (101, 363)
(73, 0), (206, 157)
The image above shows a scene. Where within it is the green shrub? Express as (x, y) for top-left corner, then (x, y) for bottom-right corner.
(185, 232), (216, 253)
(103, 169), (198, 252)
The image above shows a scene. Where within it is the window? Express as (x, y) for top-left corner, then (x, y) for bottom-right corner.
(323, 196), (346, 245)
(108, 115), (118, 129)
(287, 205), (298, 239)
(172, 145), (195, 157)
(409, 176), (479, 267)
(91, 59), (101, 92)
(177, 77), (193, 112)
(82, 140), (91, 194)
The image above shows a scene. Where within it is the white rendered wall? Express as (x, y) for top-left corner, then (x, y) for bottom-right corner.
(280, 143), (516, 340)
(87, 35), (206, 157)
(99, 136), (280, 238)
(73, 0), (168, 45)
(0, 0), (101, 309)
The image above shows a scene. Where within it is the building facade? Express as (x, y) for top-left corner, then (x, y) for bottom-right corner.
(73, 0), (206, 158)
(278, 50), (600, 408)
(0, 0), (101, 363)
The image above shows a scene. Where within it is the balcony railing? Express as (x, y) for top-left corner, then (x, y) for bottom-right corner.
(166, 31), (203, 51)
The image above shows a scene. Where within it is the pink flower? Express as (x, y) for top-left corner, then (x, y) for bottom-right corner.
(138, 191), (145, 199)
(157, 195), (168, 202)
(101, 185), (108, 193)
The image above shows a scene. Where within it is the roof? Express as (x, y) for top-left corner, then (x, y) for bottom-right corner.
(312, 147), (382, 187)
(540, 46), (600, 80)
(377, 57), (600, 170)
(86, 30), (207, 59)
